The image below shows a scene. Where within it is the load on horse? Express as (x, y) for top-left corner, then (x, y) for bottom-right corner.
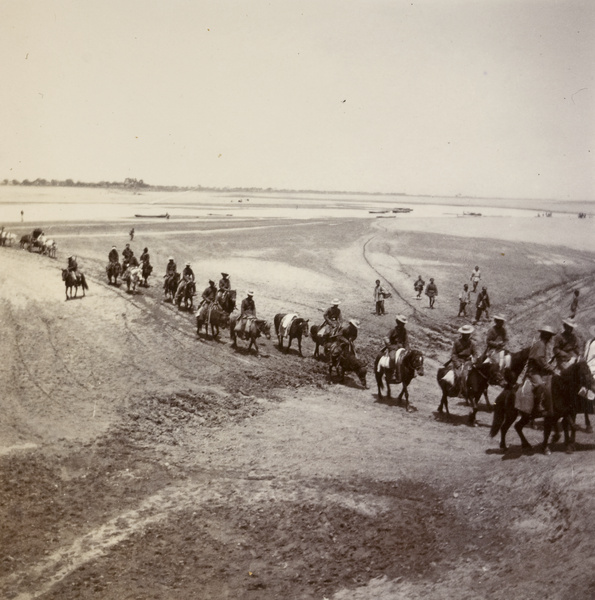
(326, 336), (367, 388)
(374, 348), (425, 411)
(229, 314), (271, 354)
(274, 313), (310, 356)
(196, 289), (237, 339)
(27, 228), (46, 252)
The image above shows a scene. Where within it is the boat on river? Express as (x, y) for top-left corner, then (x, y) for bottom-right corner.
(135, 213), (170, 219)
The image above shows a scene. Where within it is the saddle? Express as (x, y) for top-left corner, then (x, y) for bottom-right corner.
(279, 314), (298, 338)
(378, 348), (406, 382)
(235, 315), (256, 337)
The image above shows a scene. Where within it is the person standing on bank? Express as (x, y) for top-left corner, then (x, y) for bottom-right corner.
(474, 287), (490, 324)
(374, 280), (387, 315)
(414, 275), (425, 300)
(458, 283), (471, 317)
(470, 266), (481, 292)
(425, 278), (438, 309)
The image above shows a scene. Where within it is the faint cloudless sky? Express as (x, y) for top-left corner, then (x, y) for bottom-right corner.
(1, 0), (593, 199)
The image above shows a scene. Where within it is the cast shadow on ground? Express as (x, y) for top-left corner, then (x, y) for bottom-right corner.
(374, 394), (419, 413)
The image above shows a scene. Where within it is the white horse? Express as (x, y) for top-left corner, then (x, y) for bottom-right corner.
(41, 238), (57, 258)
(0, 231), (17, 246)
(123, 265), (142, 293)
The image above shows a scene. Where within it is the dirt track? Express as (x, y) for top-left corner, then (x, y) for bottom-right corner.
(1, 214), (594, 599)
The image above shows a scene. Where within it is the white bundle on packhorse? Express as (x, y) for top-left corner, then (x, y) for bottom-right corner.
(123, 265), (142, 293)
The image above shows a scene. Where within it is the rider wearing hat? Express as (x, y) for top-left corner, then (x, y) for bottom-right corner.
(122, 243), (133, 267)
(385, 315), (410, 352)
(163, 256), (177, 290)
(175, 262), (195, 303)
(450, 325), (478, 389)
(108, 246), (119, 264)
(236, 291), (256, 335)
(483, 315), (509, 359)
(140, 247), (150, 264)
(323, 299), (343, 336)
(553, 319), (582, 371)
(201, 279), (218, 305)
(219, 272), (231, 291)
(527, 325), (556, 415)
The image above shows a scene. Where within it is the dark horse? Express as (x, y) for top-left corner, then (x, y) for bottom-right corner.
(327, 341), (367, 388)
(61, 269), (88, 300)
(310, 323), (337, 358)
(274, 313), (310, 356)
(20, 234), (32, 249)
(437, 360), (493, 425)
(374, 348), (425, 412)
(229, 315), (271, 354)
(176, 280), (195, 311)
(106, 261), (121, 285)
(491, 359), (593, 454)
(196, 301), (230, 339)
(163, 273), (180, 303)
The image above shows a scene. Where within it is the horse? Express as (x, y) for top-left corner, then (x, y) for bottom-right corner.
(274, 313), (310, 356)
(176, 280), (195, 311)
(106, 261), (122, 285)
(216, 289), (237, 315)
(310, 323), (341, 358)
(196, 301), (230, 339)
(229, 315), (271, 354)
(122, 265), (142, 293)
(19, 234), (32, 249)
(436, 360), (493, 425)
(327, 341), (367, 388)
(374, 348), (425, 412)
(140, 261), (153, 287)
(163, 272), (180, 302)
(61, 269), (88, 300)
(0, 231), (16, 246)
(491, 360), (593, 454)
(42, 239), (57, 258)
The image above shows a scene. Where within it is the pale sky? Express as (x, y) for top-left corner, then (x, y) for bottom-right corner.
(1, 0), (594, 199)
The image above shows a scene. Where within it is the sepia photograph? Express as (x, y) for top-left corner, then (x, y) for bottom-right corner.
(1, 1), (594, 598)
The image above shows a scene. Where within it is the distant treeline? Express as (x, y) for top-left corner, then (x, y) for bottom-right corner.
(0, 177), (408, 197)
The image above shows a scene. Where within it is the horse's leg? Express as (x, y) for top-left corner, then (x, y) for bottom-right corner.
(484, 388), (491, 411)
(500, 409), (518, 451)
(297, 335), (303, 357)
(562, 417), (574, 453)
(287, 336), (292, 353)
(514, 413), (533, 450)
(585, 411), (593, 434)
(542, 416), (556, 455)
(400, 384), (410, 412)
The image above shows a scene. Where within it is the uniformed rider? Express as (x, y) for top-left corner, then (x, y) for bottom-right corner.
(383, 315), (410, 381)
(175, 262), (195, 303)
(201, 279), (218, 306)
(108, 246), (119, 263)
(448, 325), (478, 391)
(163, 257), (177, 291)
(219, 272), (231, 291)
(140, 247), (150, 264)
(323, 299), (343, 337)
(527, 325), (556, 415)
(122, 244), (133, 267)
(553, 319), (581, 371)
(236, 291), (256, 335)
(67, 255), (81, 283)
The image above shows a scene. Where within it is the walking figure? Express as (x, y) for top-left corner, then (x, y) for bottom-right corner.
(413, 275), (425, 299)
(473, 287), (490, 323)
(425, 278), (438, 309)
(374, 280), (387, 315)
(570, 290), (580, 319)
(129, 227), (135, 241)
(458, 284), (470, 317)
(470, 266), (481, 292)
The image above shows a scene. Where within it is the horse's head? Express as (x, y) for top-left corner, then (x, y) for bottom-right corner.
(61, 269), (68, 281)
(258, 320), (271, 339)
(407, 349), (424, 376)
(299, 319), (310, 337)
(355, 360), (368, 388)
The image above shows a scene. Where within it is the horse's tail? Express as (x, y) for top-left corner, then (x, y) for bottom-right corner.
(374, 354), (384, 390)
(489, 390), (509, 438)
(80, 273), (89, 290)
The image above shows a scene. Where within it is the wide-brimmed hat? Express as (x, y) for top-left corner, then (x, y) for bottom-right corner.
(332, 299), (340, 305)
(221, 272), (229, 277)
(539, 325), (555, 335)
(349, 319), (360, 328)
(493, 315), (506, 322)
(458, 325), (474, 335)
(112, 245), (117, 249)
(185, 261), (191, 266)
(395, 315), (408, 324)
(247, 290), (254, 296)
(562, 319), (576, 329)
(168, 256), (174, 260)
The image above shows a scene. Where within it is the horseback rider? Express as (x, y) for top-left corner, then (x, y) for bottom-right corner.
(443, 324), (477, 392)
(236, 291), (256, 335)
(480, 315), (509, 364)
(381, 315), (410, 381)
(200, 279), (218, 306)
(219, 272), (231, 291)
(527, 325), (556, 415)
(552, 319), (582, 371)
(163, 256), (177, 290)
(334, 319), (359, 357)
(122, 243), (133, 268)
(128, 254), (140, 268)
(323, 299), (343, 337)
(175, 262), (195, 303)
(67, 255), (81, 283)
(140, 247), (150, 264)
(108, 246), (119, 263)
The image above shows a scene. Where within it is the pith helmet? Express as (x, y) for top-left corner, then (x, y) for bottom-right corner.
(539, 325), (555, 335)
(221, 272), (229, 277)
(562, 319), (576, 329)
(349, 319), (360, 328)
(493, 315), (506, 322)
(458, 325), (474, 335)
(247, 290), (254, 296)
(168, 256), (174, 260)
(395, 315), (408, 324)
(332, 299), (340, 305)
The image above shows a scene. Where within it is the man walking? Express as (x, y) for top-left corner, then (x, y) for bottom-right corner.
(458, 284), (471, 317)
(474, 287), (490, 324)
(374, 280), (387, 315)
